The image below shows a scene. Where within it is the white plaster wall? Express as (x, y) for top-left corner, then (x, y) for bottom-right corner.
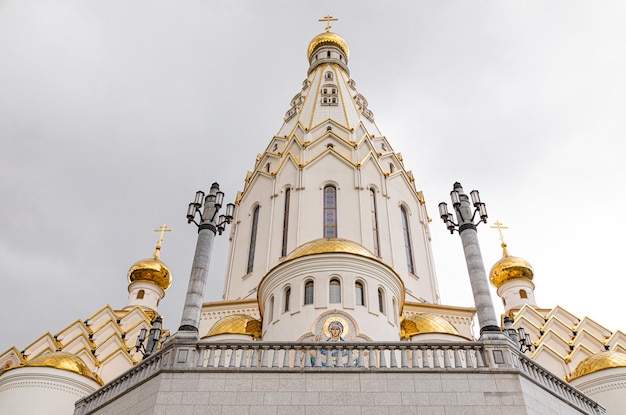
(0, 367), (99, 415)
(497, 279), (536, 313)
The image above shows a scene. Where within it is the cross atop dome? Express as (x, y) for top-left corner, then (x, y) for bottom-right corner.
(318, 15), (338, 32)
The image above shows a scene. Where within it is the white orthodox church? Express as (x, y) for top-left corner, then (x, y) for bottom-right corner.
(1, 21), (625, 415)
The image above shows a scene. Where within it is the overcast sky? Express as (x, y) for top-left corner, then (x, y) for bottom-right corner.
(1, 1), (625, 354)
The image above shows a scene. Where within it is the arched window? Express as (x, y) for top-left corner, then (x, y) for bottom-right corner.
(281, 188), (290, 257)
(136, 290), (145, 300)
(519, 289), (528, 299)
(329, 278), (341, 303)
(378, 288), (386, 314)
(400, 206), (415, 274)
(323, 185), (337, 237)
(267, 296), (274, 322)
(355, 281), (365, 306)
(284, 287), (291, 312)
(247, 206), (260, 274)
(370, 188), (380, 256)
(304, 280), (314, 305)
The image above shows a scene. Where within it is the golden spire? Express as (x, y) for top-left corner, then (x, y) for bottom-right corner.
(490, 220), (509, 257)
(319, 15), (338, 32)
(153, 224), (171, 260)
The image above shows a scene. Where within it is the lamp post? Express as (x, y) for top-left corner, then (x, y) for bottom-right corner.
(134, 316), (163, 359)
(178, 182), (234, 335)
(438, 182), (500, 335)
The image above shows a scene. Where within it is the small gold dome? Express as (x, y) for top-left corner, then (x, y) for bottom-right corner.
(128, 257), (172, 291)
(489, 245), (534, 289)
(401, 313), (460, 339)
(307, 31), (350, 60)
(26, 352), (103, 385)
(203, 314), (262, 339)
(567, 351), (626, 381)
(285, 238), (377, 261)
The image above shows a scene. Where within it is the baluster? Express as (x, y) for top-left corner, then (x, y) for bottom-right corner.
(228, 345), (238, 367)
(283, 345), (291, 368)
(433, 348), (441, 368)
(390, 346), (398, 368)
(453, 347), (463, 368)
(358, 347), (365, 368)
(421, 347), (430, 368)
(272, 346), (280, 368)
(400, 346), (408, 368)
(239, 345), (249, 368)
(346, 345), (355, 367)
(207, 346), (216, 368)
(411, 346), (419, 368)
(443, 346), (452, 368)
(250, 346), (259, 368)
(368, 346), (376, 368)
(217, 346), (227, 367)
(261, 346), (269, 367)
(304, 346), (312, 368)
(314, 347), (322, 367)
(379, 345), (387, 368)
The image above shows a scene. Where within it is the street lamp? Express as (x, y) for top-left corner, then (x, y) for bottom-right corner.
(438, 182), (501, 335)
(134, 316), (163, 359)
(503, 316), (534, 353)
(179, 182), (235, 335)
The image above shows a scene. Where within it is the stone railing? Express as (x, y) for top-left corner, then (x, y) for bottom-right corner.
(194, 341), (486, 369)
(75, 338), (605, 415)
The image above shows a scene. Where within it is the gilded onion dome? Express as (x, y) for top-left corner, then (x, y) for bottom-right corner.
(25, 351), (103, 385)
(285, 238), (377, 261)
(566, 351), (626, 381)
(401, 313), (460, 339)
(307, 31), (350, 60)
(203, 314), (262, 339)
(489, 243), (534, 289)
(128, 234), (172, 291)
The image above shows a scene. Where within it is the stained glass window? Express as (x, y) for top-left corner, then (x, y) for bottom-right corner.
(323, 185), (337, 238)
(281, 188), (290, 257)
(400, 206), (415, 274)
(247, 205), (260, 274)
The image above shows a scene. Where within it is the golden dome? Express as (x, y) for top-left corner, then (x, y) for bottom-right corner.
(307, 31), (350, 60)
(489, 244), (534, 289)
(128, 257), (172, 291)
(567, 351), (626, 381)
(26, 352), (103, 385)
(285, 238), (377, 261)
(203, 314), (262, 339)
(401, 313), (461, 339)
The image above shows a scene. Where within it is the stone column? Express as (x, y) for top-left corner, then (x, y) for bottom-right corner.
(453, 182), (500, 334)
(178, 182), (220, 336)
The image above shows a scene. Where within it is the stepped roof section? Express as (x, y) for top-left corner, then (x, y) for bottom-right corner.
(0, 305), (167, 384)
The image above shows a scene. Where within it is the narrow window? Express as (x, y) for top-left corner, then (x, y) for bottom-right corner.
(370, 189), (381, 256)
(247, 206), (260, 274)
(355, 282), (364, 306)
(272, 143), (278, 151)
(323, 185), (337, 237)
(393, 298), (398, 324)
(400, 206), (415, 274)
(136, 290), (145, 300)
(329, 279), (341, 303)
(378, 288), (385, 314)
(304, 280), (314, 305)
(284, 287), (291, 312)
(327, 51), (330, 58)
(389, 163), (395, 173)
(281, 188), (290, 257)
(265, 162), (270, 172)
(520, 289), (528, 299)
(268, 296), (274, 322)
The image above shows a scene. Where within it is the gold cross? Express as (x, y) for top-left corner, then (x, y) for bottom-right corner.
(490, 220), (508, 247)
(153, 224), (172, 259)
(319, 15), (338, 32)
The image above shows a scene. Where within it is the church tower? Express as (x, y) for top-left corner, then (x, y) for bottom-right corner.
(220, 19), (441, 341)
